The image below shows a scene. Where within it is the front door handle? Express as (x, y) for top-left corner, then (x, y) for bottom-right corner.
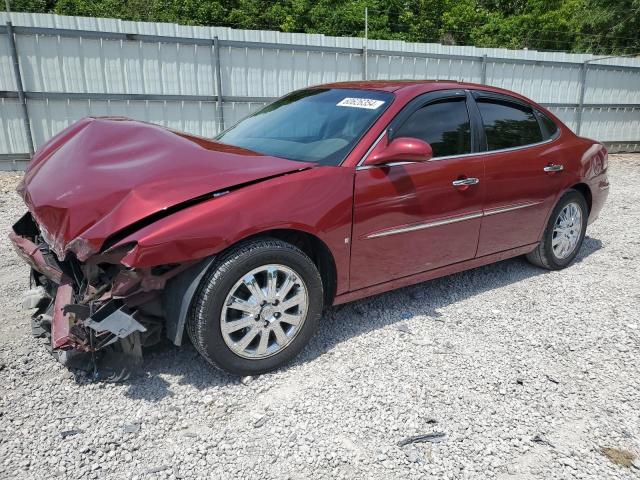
(452, 177), (480, 187)
(543, 164), (564, 173)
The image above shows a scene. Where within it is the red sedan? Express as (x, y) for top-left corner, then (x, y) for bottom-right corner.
(10, 81), (609, 376)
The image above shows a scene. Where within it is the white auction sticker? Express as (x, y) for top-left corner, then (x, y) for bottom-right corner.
(337, 97), (385, 109)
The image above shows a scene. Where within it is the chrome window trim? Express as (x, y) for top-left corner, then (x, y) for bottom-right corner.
(356, 129), (387, 167)
(356, 133), (559, 170)
(434, 134), (559, 160)
(366, 212), (483, 239)
(478, 132), (559, 157)
(426, 151), (484, 162)
(356, 161), (413, 171)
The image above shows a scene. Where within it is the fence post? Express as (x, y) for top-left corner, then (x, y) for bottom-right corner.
(481, 54), (487, 84)
(362, 6), (368, 80)
(575, 61), (588, 135)
(362, 47), (368, 81)
(213, 36), (225, 133)
(6, 21), (34, 159)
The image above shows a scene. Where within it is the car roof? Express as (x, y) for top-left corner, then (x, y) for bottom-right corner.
(310, 80), (537, 104)
(309, 80), (551, 113)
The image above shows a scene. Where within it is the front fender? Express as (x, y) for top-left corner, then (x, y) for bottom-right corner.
(113, 166), (354, 294)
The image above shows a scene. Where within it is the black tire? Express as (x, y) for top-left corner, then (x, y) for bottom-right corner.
(526, 189), (589, 270)
(187, 238), (323, 376)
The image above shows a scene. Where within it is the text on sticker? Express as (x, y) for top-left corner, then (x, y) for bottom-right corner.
(337, 98), (385, 109)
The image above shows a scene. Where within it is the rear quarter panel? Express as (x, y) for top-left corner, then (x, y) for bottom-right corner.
(578, 141), (609, 224)
(543, 133), (609, 231)
(520, 101), (609, 228)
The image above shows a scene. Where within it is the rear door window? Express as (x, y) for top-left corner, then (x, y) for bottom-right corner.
(476, 99), (543, 150)
(536, 110), (559, 139)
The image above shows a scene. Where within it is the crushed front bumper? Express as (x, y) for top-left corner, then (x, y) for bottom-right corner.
(9, 214), (155, 372)
(9, 231), (83, 350)
(10, 211), (203, 378)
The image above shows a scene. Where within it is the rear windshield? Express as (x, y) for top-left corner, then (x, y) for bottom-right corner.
(216, 88), (393, 166)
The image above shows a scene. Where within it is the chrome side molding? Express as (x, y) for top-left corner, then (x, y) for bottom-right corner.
(483, 201), (543, 217)
(366, 212), (483, 239)
(366, 201), (543, 239)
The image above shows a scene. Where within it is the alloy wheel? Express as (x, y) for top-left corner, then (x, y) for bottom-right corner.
(220, 264), (309, 359)
(552, 201), (583, 259)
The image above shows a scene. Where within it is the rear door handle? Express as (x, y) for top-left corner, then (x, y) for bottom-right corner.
(543, 164), (563, 172)
(452, 177), (480, 187)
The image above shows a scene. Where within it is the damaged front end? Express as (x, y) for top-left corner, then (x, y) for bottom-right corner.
(10, 212), (192, 380)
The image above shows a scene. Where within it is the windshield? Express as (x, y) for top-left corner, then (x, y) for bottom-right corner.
(216, 88), (393, 166)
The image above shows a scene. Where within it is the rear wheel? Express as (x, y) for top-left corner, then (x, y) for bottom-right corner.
(526, 189), (588, 270)
(187, 238), (323, 375)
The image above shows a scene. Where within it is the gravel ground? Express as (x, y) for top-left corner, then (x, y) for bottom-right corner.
(1, 155), (639, 480)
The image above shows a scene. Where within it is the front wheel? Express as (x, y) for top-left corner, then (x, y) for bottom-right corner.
(187, 238), (323, 375)
(526, 189), (588, 270)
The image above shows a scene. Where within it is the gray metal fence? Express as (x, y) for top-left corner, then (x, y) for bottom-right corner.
(1, 12), (640, 170)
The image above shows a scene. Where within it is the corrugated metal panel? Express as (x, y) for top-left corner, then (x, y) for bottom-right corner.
(0, 33), (17, 90)
(0, 99), (28, 153)
(369, 54), (482, 83)
(0, 11), (639, 159)
(486, 63), (584, 104)
(581, 107), (640, 141)
(15, 35), (217, 96)
(25, 99), (220, 145)
(584, 68), (640, 104)
(3, 11), (639, 67)
(547, 107), (579, 132)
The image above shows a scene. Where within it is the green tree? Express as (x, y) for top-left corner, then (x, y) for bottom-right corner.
(5, 0), (639, 55)
(575, 0), (640, 53)
(54, 0), (230, 25)
(5, 0), (54, 13)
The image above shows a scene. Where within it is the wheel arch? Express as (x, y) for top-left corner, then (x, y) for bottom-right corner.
(538, 182), (592, 245)
(237, 228), (338, 308)
(570, 182), (592, 213)
(162, 228), (338, 346)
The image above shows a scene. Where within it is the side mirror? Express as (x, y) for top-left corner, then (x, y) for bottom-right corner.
(367, 137), (433, 166)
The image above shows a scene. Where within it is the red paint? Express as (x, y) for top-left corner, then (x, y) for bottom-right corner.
(8, 231), (63, 284)
(476, 140), (565, 256)
(351, 145), (485, 289)
(114, 166), (355, 295)
(368, 137), (433, 164)
(52, 277), (73, 349)
(14, 81), (609, 309)
(18, 117), (308, 260)
(335, 243), (539, 305)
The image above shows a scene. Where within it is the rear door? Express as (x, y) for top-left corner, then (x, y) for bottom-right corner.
(350, 90), (485, 290)
(470, 92), (564, 256)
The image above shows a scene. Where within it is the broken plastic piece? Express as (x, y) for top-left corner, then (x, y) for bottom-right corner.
(52, 278), (74, 349)
(84, 301), (147, 342)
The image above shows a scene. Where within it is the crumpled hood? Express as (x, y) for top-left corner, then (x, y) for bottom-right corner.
(18, 117), (309, 260)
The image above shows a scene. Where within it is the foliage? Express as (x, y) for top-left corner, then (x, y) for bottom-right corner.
(5, 0), (639, 54)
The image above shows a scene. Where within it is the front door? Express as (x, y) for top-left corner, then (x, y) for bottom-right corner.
(350, 95), (485, 290)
